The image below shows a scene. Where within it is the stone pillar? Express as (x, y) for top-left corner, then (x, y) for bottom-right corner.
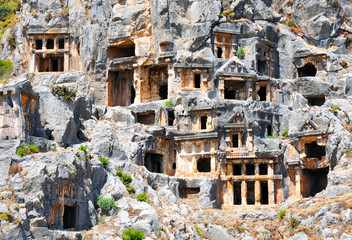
(268, 163), (275, 204)
(30, 53), (36, 73)
(227, 179), (233, 206)
(247, 129), (253, 151)
(64, 53), (69, 72)
(295, 167), (301, 198)
(241, 180), (246, 205)
(134, 67), (142, 104)
(255, 163), (260, 204)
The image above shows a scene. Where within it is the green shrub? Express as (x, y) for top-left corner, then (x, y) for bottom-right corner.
(78, 145), (88, 154)
(0, 59), (13, 80)
(116, 169), (135, 194)
(281, 128), (289, 137)
(345, 148), (351, 154)
(99, 157), (109, 167)
(51, 85), (77, 101)
(96, 195), (115, 210)
(236, 46), (245, 59)
(136, 192), (148, 202)
(16, 144), (39, 156)
(122, 228), (144, 240)
(278, 209), (286, 220)
(165, 100), (174, 108)
(290, 217), (300, 228)
(28, 144), (39, 153)
(329, 104), (341, 116)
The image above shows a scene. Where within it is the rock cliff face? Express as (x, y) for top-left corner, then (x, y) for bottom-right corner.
(1, 0), (352, 239)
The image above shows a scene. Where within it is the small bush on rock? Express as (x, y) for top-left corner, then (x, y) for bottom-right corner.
(136, 193), (148, 202)
(51, 85), (77, 101)
(96, 195), (115, 210)
(8, 163), (22, 175)
(165, 100), (174, 108)
(16, 144), (39, 156)
(116, 169), (135, 194)
(99, 157), (109, 167)
(290, 217), (300, 228)
(281, 128), (289, 137)
(122, 228), (144, 240)
(278, 209), (286, 219)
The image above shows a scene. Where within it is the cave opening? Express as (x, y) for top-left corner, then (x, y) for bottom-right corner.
(144, 152), (163, 173)
(298, 63), (317, 77)
(302, 167), (329, 197)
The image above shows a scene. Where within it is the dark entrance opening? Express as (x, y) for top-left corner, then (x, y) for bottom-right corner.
(305, 142), (326, 160)
(233, 164), (242, 175)
(194, 73), (201, 88)
(59, 39), (65, 49)
(136, 111), (155, 125)
(217, 47), (223, 58)
(302, 167), (329, 197)
(63, 205), (76, 229)
(245, 164), (255, 175)
(159, 84), (168, 100)
(130, 85), (135, 104)
(179, 186), (200, 199)
(144, 152), (163, 173)
(36, 39), (42, 50)
(307, 96), (325, 106)
(197, 158), (211, 172)
(258, 86), (267, 101)
(52, 59), (58, 72)
(108, 40), (135, 58)
(260, 181), (269, 205)
(168, 110), (175, 126)
(46, 39), (54, 49)
(298, 63), (317, 77)
(225, 87), (236, 99)
(224, 81), (246, 100)
(107, 70), (134, 106)
(246, 181), (255, 205)
(232, 134), (239, 148)
(259, 163), (268, 175)
(233, 181), (242, 205)
(267, 125), (272, 136)
(201, 116), (207, 130)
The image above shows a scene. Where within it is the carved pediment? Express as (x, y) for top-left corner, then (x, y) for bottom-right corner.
(229, 112), (244, 124)
(298, 119), (318, 132)
(222, 61), (250, 74)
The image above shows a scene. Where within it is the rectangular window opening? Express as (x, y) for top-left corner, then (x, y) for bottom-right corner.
(259, 164), (268, 175)
(194, 73), (201, 88)
(233, 164), (242, 175)
(245, 164), (255, 175)
(246, 181), (255, 205)
(260, 181), (269, 205)
(233, 181), (242, 205)
(201, 116), (207, 130)
(168, 110), (175, 126)
(232, 134), (239, 148)
(35, 39), (42, 50)
(46, 39), (54, 49)
(197, 157), (211, 172)
(267, 125), (272, 137)
(58, 38), (65, 49)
